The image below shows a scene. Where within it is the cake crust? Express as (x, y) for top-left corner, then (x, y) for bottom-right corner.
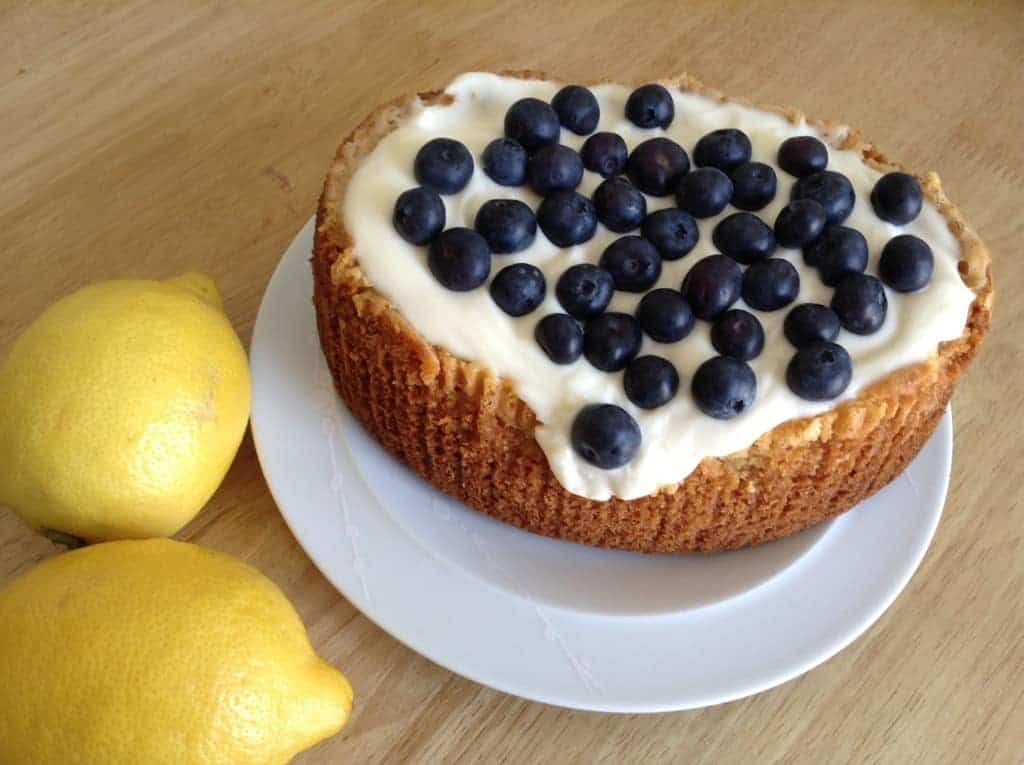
(312, 72), (993, 553)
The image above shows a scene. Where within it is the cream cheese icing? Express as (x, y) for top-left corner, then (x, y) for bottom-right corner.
(342, 72), (975, 501)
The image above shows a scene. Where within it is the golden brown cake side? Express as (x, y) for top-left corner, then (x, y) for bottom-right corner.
(312, 74), (993, 553)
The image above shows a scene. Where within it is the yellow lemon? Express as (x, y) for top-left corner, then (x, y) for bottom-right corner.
(0, 273), (251, 541)
(0, 538), (353, 765)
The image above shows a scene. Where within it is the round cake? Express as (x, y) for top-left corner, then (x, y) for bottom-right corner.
(312, 71), (992, 553)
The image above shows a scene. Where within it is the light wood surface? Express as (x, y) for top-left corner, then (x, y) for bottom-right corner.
(2, 2), (1021, 762)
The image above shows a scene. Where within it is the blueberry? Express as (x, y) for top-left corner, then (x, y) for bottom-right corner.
(555, 263), (614, 318)
(635, 288), (695, 343)
(535, 314), (584, 364)
(625, 137), (690, 196)
(581, 132), (628, 177)
(625, 84), (674, 129)
(711, 309), (765, 361)
(675, 167), (733, 218)
(730, 162), (777, 211)
(783, 304), (841, 348)
(712, 212), (776, 265)
(777, 136), (828, 177)
(414, 138), (474, 194)
(831, 273), (888, 335)
(879, 234), (934, 292)
(537, 190), (598, 247)
(571, 404), (641, 469)
(599, 236), (662, 292)
(805, 225), (868, 286)
(593, 177), (647, 233)
(583, 312), (642, 372)
(791, 171), (855, 225)
(624, 355), (679, 409)
(641, 209), (699, 260)
(504, 98), (560, 151)
(774, 199), (827, 248)
(527, 144), (584, 195)
(691, 356), (757, 420)
(786, 341), (852, 400)
(482, 138), (528, 186)
(392, 187), (445, 245)
(427, 228), (491, 291)
(871, 172), (923, 225)
(681, 254), (743, 320)
(551, 85), (600, 135)
(741, 258), (800, 311)
(474, 199), (537, 254)
(489, 263), (546, 316)
(693, 129), (752, 172)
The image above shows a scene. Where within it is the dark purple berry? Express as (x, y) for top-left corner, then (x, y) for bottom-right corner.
(580, 132), (628, 177)
(593, 177), (647, 233)
(635, 288), (694, 343)
(527, 144), (584, 195)
(481, 138), (528, 186)
(730, 162), (777, 211)
(693, 129), (751, 172)
(712, 212), (776, 264)
(741, 258), (800, 311)
(774, 199), (827, 248)
(625, 84), (674, 129)
(783, 304), (841, 348)
(675, 167), (733, 218)
(537, 190), (597, 247)
(791, 170), (855, 225)
(711, 309), (765, 361)
(691, 356), (757, 420)
(555, 263), (614, 319)
(777, 136), (828, 177)
(681, 254), (743, 320)
(551, 85), (600, 135)
(879, 234), (934, 292)
(571, 404), (641, 469)
(599, 236), (662, 292)
(414, 138), (474, 194)
(504, 98), (560, 151)
(641, 209), (699, 260)
(583, 312), (642, 372)
(489, 263), (545, 316)
(392, 187), (445, 245)
(805, 225), (868, 286)
(624, 355), (679, 409)
(871, 172), (923, 225)
(427, 228), (491, 291)
(831, 273), (888, 335)
(474, 199), (536, 254)
(626, 137), (690, 196)
(786, 341), (852, 400)
(535, 314), (584, 364)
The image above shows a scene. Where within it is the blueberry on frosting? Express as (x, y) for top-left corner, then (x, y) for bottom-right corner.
(831, 273), (888, 335)
(624, 355), (679, 409)
(786, 341), (852, 401)
(481, 138), (528, 186)
(489, 262), (545, 317)
(555, 263), (614, 319)
(414, 138), (474, 194)
(551, 85), (600, 135)
(581, 132), (628, 178)
(675, 167), (733, 218)
(711, 309), (765, 361)
(583, 312), (642, 372)
(537, 190), (597, 247)
(625, 84), (674, 129)
(598, 236), (662, 293)
(635, 288), (694, 343)
(691, 356), (757, 420)
(593, 176), (647, 233)
(535, 314), (584, 364)
(871, 172), (923, 225)
(806, 225), (868, 287)
(682, 254), (743, 320)
(571, 404), (641, 469)
(641, 209), (699, 261)
(504, 98), (560, 151)
(879, 234), (934, 292)
(712, 212), (776, 265)
(527, 143), (584, 195)
(427, 228), (491, 291)
(777, 136), (828, 177)
(791, 170), (855, 225)
(393, 187), (445, 245)
(729, 161), (777, 211)
(693, 129), (752, 173)
(741, 258), (800, 312)
(626, 137), (690, 196)
(774, 199), (826, 249)
(474, 199), (536, 254)
(783, 304), (841, 348)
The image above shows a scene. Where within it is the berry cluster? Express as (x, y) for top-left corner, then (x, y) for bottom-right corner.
(391, 84), (933, 470)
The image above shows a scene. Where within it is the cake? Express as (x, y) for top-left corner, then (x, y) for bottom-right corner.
(312, 71), (992, 553)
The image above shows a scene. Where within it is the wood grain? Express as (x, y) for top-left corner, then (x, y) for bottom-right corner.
(1, 1), (1022, 762)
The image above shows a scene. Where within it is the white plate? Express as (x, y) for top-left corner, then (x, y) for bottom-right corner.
(250, 219), (951, 712)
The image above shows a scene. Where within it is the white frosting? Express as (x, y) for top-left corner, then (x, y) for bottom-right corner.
(342, 73), (975, 500)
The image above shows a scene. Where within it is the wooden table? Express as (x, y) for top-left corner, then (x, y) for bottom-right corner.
(2, 2), (1021, 762)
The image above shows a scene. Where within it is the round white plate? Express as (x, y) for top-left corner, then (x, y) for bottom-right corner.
(250, 218), (951, 712)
